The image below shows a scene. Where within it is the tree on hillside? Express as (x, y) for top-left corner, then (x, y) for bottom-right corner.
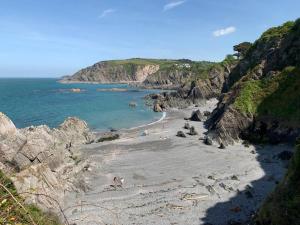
(233, 42), (252, 59)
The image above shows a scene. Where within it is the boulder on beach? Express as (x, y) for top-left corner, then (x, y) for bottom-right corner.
(190, 110), (204, 122)
(177, 131), (186, 138)
(219, 142), (226, 149)
(189, 126), (198, 135)
(204, 136), (213, 145)
(184, 123), (190, 129)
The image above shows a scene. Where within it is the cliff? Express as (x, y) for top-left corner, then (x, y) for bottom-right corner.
(207, 19), (300, 144)
(0, 112), (95, 220)
(60, 58), (214, 88)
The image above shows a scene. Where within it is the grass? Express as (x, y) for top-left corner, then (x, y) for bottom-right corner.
(0, 170), (61, 225)
(234, 66), (300, 124)
(256, 140), (300, 225)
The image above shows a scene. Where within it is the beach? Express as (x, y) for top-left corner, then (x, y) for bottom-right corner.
(62, 99), (291, 225)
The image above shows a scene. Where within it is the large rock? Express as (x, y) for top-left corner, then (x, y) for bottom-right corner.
(0, 112), (17, 139)
(190, 110), (205, 122)
(153, 103), (163, 112)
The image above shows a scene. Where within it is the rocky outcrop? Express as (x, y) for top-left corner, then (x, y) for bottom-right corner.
(144, 58), (237, 110)
(0, 113), (94, 212)
(207, 19), (300, 144)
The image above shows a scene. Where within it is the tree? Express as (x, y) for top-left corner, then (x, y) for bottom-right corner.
(233, 42), (252, 59)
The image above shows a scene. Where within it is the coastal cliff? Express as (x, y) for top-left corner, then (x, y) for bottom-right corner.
(0, 112), (95, 223)
(207, 19), (300, 145)
(60, 58), (214, 88)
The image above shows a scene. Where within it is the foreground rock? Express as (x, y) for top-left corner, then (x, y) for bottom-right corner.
(0, 112), (94, 214)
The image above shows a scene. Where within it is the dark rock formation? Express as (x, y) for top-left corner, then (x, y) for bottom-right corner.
(176, 131), (186, 138)
(190, 110), (205, 122)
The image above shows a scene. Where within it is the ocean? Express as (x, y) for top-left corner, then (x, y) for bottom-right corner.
(0, 78), (162, 131)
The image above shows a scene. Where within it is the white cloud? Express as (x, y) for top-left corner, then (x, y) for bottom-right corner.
(99, 9), (116, 18)
(213, 26), (236, 37)
(163, 1), (186, 11)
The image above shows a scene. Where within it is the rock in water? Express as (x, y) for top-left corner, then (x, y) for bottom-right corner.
(204, 136), (213, 145)
(129, 102), (137, 107)
(189, 126), (198, 135)
(177, 131), (186, 138)
(190, 110), (204, 122)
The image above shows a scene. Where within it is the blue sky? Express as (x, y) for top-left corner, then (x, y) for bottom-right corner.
(0, 0), (299, 77)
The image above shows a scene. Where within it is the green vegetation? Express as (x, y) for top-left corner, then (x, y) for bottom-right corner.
(0, 170), (61, 225)
(260, 21), (295, 41)
(234, 67), (300, 124)
(256, 140), (300, 225)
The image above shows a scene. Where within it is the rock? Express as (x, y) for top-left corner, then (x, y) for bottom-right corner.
(190, 110), (204, 122)
(276, 151), (293, 160)
(129, 102), (137, 107)
(70, 88), (82, 93)
(0, 112), (17, 139)
(203, 111), (211, 117)
(96, 133), (120, 142)
(189, 126), (198, 135)
(142, 130), (149, 136)
(231, 175), (239, 180)
(113, 176), (124, 187)
(153, 103), (163, 112)
(204, 136), (213, 145)
(207, 175), (215, 180)
(184, 123), (190, 129)
(219, 142), (226, 149)
(176, 131), (186, 138)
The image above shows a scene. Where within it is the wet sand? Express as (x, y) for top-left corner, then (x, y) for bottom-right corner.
(63, 99), (291, 225)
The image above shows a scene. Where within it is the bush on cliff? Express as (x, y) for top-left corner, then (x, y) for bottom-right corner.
(234, 66), (300, 124)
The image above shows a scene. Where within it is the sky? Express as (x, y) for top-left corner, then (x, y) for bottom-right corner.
(0, 0), (299, 77)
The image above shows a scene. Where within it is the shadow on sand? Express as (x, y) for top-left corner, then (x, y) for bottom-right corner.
(200, 144), (293, 225)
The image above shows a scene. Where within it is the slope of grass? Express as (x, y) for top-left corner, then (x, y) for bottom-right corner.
(256, 140), (300, 225)
(234, 66), (300, 124)
(0, 170), (61, 225)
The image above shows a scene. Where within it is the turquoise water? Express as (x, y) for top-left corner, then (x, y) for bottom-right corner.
(0, 78), (162, 131)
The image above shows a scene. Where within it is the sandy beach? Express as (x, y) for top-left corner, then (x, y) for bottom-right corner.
(63, 99), (292, 225)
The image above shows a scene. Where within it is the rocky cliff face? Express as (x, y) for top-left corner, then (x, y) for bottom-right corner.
(63, 61), (160, 83)
(61, 59), (215, 88)
(207, 19), (300, 144)
(145, 56), (237, 110)
(0, 112), (95, 212)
